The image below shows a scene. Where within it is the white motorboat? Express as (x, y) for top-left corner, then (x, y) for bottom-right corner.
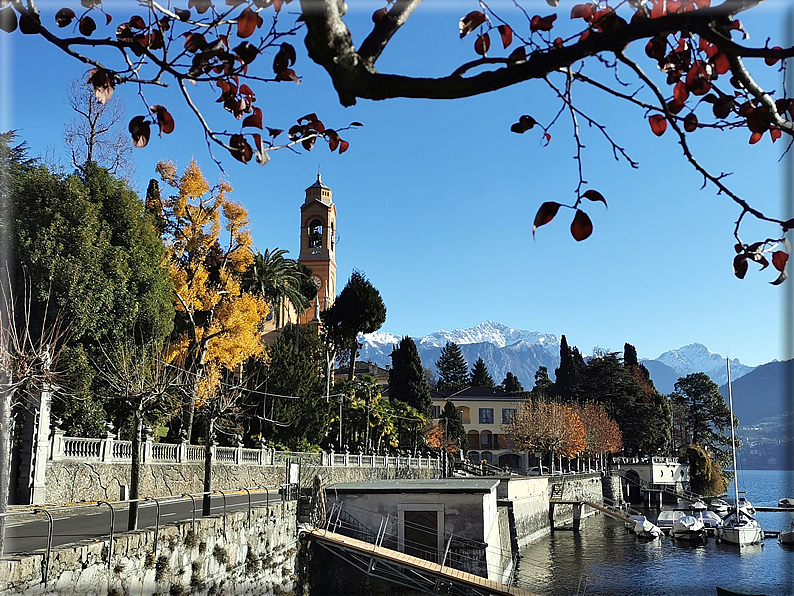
(677, 499), (708, 512)
(672, 515), (708, 542)
(693, 509), (724, 530)
(778, 521), (794, 545)
(707, 498), (730, 517)
(778, 497), (794, 509)
(625, 515), (663, 538)
(656, 509), (681, 532)
(716, 359), (764, 547)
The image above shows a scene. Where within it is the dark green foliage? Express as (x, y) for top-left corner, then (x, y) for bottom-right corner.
(389, 337), (432, 416)
(500, 372), (524, 394)
(439, 400), (466, 454)
(469, 357), (494, 388)
(623, 342), (639, 367)
(530, 366), (554, 397)
(322, 270), (386, 381)
(555, 335), (584, 402)
(672, 373), (734, 467)
(242, 248), (315, 326)
(6, 159), (174, 436)
(248, 324), (331, 449)
(435, 342), (469, 393)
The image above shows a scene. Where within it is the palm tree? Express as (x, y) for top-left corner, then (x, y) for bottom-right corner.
(242, 248), (315, 327)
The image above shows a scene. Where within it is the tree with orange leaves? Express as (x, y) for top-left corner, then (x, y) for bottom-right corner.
(148, 160), (269, 440)
(577, 402), (622, 470)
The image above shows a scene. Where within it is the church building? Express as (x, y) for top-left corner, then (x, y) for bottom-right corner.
(262, 173), (337, 343)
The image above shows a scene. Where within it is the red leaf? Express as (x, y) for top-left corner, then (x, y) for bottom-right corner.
(711, 52), (730, 75)
(237, 7), (263, 39)
(772, 250), (789, 272)
(0, 6), (18, 33)
(55, 8), (76, 28)
(765, 46), (782, 67)
(546, 0), (560, 6)
(684, 112), (698, 132)
(188, 0), (213, 14)
(674, 80), (689, 104)
(459, 11), (486, 38)
(582, 189), (607, 208)
(498, 24), (513, 49)
(275, 69), (300, 83)
(542, 132), (552, 146)
(749, 131), (763, 144)
(474, 33), (490, 56)
(532, 202), (560, 238)
(570, 209), (593, 242)
(183, 33), (206, 53)
(510, 115), (537, 134)
(106, 14), (113, 25)
(87, 68), (115, 104)
(326, 129), (340, 152)
(79, 16), (97, 36)
(649, 115), (667, 136)
(239, 84), (256, 100)
(730, 19), (748, 39)
(530, 14), (557, 32)
(128, 116), (151, 148)
(230, 134), (253, 163)
(570, 4), (593, 19)
(372, 7), (388, 23)
(129, 15), (146, 29)
(150, 105), (175, 135)
(771, 127), (782, 143)
(266, 127), (283, 138)
(242, 106), (263, 129)
(770, 269), (788, 285)
(339, 140), (350, 154)
(733, 254), (748, 279)
(508, 46), (527, 65)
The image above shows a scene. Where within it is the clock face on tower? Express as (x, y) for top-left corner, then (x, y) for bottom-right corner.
(311, 275), (322, 288)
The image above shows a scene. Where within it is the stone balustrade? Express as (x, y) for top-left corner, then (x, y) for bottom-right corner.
(49, 429), (441, 470)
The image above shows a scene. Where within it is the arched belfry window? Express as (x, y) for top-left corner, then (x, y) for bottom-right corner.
(308, 219), (323, 249)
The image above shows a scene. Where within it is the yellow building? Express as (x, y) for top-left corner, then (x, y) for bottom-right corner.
(262, 173), (338, 343)
(432, 387), (528, 472)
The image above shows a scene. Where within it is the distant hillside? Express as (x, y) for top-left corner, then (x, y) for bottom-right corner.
(719, 359), (794, 427)
(639, 359), (680, 394)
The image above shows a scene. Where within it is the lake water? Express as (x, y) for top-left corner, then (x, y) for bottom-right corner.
(516, 470), (794, 596)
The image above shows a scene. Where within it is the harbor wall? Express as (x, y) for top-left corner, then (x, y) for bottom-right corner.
(45, 460), (439, 504)
(0, 501), (300, 596)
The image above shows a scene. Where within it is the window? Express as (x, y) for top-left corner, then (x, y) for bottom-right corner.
(431, 405), (442, 419)
(502, 408), (516, 424)
(479, 408), (494, 424)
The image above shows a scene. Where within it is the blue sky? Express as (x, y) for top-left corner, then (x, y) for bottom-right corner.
(1, 1), (792, 366)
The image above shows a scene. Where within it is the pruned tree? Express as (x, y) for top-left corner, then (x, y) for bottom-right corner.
(576, 402), (622, 469)
(500, 372), (524, 395)
(151, 159), (269, 440)
(435, 341), (469, 394)
(63, 79), (132, 179)
(469, 356), (494, 388)
(321, 270), (386, 382)
(4, 1), (791, 280)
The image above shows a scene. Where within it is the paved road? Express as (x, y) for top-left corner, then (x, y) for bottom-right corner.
(4, 490), (288, 556)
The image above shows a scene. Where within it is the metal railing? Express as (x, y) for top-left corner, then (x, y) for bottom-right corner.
(49, 431), (442, 470)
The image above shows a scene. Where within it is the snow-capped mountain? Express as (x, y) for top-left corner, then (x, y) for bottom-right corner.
(357, 322), (756, 394)
(358, 321), (560, 388)
(653, 343), (753, 387)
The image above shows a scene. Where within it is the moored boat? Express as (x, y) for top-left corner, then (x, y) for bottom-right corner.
(778, 497), (794, 509)
(707, 498), (730, 517)
(626, 515), (663, 538)
(779, 521), (794, 545)
(672, 514), (708, 543)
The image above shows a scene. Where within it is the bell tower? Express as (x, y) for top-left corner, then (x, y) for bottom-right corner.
(298, 172), (337, 324)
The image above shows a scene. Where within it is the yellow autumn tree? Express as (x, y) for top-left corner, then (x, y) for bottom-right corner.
(150, 159), (269, 439)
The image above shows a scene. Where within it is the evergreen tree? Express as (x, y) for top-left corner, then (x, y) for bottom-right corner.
(435, 341), (469, 393)
(469, 356), (494, 387)
(439, 400), (467, 455)
(250, 324), (331, 450)
(389, 337), (432, 416)
(322, 270), (386, 381)
(531, 366), (554, 397)
(555, 335), (583, 402)
(500, 372), (524, 394)
(623, 342), (639, 367)
(672, 373), (734, 466)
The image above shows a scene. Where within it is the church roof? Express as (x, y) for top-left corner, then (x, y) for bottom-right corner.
(306, 172), (330, 191)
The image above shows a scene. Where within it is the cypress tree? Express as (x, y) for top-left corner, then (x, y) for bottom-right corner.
(470, 356), (494, 387)
(389, 337), (432, 415)
(623, 342), (639, 367)
(435, 341), (469, 393)
(440, 400), (467, 455)
(555, 335), (582, 402)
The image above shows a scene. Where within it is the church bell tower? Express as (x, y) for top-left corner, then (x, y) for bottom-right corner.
(298, 173), (337, 324)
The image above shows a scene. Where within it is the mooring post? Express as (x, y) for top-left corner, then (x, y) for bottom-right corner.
(573, 502), (584, 533)
(549, 502), (555, 533)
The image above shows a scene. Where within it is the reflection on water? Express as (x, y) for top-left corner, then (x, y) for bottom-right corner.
(517, 470), (794, 596)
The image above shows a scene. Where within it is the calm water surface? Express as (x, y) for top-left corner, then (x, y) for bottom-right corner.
(516, 470), (794, 596)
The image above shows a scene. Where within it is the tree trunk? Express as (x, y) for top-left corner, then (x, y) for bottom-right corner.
(0, 378), (11, 557)
(347, 340), (356, 381)
(202, 418), (214, 516)
(128, 413), (143, 531)
(183, 342), (208, 442)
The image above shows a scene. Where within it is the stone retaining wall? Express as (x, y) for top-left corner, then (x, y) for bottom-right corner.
(0, 501), (299, 596)
(45, 461), (440, 505)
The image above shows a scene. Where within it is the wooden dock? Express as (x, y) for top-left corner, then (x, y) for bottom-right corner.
(755, 506), (794, 512)
(306, 527), (540, 596)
